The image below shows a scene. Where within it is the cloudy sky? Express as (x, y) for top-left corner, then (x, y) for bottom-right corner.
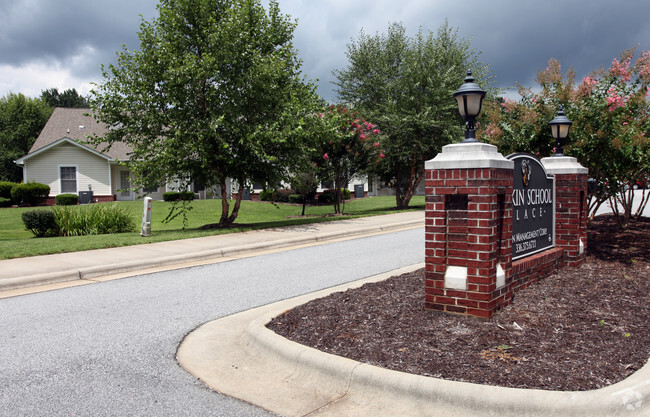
(1, 0), (649, 103)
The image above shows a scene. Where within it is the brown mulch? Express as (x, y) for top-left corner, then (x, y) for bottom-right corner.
(267, 215), (650, 391)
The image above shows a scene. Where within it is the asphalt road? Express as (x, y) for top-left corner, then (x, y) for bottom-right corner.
(0, 228), (424, 416)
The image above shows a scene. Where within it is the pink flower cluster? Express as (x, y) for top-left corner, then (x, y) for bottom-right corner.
(500, 98), (517, 113)
(609, 57), (632, 82)
(606, 86), (628, 111)
(483, 123), (503, 139)
(579, 76), (599, 96)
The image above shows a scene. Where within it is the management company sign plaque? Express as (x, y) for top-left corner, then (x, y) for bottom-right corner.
(507, 153), (555, 260)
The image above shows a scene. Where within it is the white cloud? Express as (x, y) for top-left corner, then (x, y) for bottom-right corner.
(0, 62), (94, 98)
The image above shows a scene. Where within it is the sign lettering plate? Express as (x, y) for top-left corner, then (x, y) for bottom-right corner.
(507, 153), (554, 260)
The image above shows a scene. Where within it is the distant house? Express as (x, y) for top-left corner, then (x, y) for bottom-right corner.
(15, 108), (417, 203)
(14, 108), (178, 203)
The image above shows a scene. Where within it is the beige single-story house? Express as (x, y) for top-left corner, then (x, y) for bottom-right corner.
(14, 108), (189, 203)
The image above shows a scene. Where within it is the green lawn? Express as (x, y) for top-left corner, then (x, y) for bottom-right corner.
(0, 196), (424, 259)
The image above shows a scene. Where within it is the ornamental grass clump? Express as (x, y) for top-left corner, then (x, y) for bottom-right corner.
(52, 204), (136, 236)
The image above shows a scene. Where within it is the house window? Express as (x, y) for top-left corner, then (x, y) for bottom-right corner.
(60, 166), (77, 193)
(120, 171), (131, 197)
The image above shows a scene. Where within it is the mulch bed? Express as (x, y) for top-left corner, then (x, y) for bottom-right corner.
(267, 215), (650, 391)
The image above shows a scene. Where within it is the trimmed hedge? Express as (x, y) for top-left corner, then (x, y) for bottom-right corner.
(0, 181), (17, 200)
(22, 209), (57, 237)
(55, 193), (79, 206)
(0, 197), (12, 208)
(163, 191), (195, 201)
(11, 183), (50, 206)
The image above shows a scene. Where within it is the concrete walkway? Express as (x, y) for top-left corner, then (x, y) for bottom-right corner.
(0, 211), (424, 293)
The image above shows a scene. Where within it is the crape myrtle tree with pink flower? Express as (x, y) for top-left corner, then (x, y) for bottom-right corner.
(311, 105), (385, 214)
(478, 48), (650, 228)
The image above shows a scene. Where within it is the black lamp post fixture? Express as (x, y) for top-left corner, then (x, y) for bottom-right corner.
(549, 107), (573, 156)
(453, 70), (486, 143)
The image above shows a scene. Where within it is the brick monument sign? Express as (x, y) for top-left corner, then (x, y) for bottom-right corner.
(424, 142), (588, 319)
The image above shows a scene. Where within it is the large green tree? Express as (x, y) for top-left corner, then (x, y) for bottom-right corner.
(333, 22), (491, 209)
(90, 0), (318, 226)
(41, 88), (90, 108)
(0, 93), (53, 182)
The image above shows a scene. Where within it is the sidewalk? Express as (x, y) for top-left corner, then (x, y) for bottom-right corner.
(0, 211), (424, 292)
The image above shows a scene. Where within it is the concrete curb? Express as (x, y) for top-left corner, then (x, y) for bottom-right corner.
(178, 264), (650, 417)
(0, 216), (423, 291)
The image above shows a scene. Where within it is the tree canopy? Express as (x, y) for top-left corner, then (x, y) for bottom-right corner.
(90, 0), (318, 226)
(41, 88), (90, 108)
(333, 22), (492, 209)
(0, 93), (53, 182)
(478, 48), (650, 227)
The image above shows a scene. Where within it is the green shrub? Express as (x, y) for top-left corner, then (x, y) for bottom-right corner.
(0, 197), (12, 208)
(0, 181), (17, 200)
(55, 193), (79, 206)
(318, 188), (351, 204)
(288, 194), (303, 204)
(22, 209), (57, 237)
(259, 189), (273, 201)
(260, 188), (293, 202)
(179, 191), (195, 201)
(163, 191), (179, 201)
(163, 191), (194, 201)
(317, 192), (333, 204)
(11, 182), (50, 206)
(52, 204), (136, 236)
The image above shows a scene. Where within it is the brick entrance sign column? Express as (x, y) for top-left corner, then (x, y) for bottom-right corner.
(425, 143), (514, 319)
(541, 156), (589, 267)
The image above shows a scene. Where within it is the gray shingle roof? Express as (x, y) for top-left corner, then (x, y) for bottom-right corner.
(28, 108), (132, 160)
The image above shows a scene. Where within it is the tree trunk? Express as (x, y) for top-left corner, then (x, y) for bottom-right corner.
(226, 178), (245, 225)
(634, 189), (649, 220)
(219, 176), (230, 226)
(395, 154), (424, 210)
(333, 172), (343, 214)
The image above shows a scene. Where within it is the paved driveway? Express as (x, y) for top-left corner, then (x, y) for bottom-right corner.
(0, 228), (424, 416)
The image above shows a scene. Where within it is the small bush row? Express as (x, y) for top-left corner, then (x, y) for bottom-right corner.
(163, 191), (195, 201)
(0, 182), (50, 207)
(260, 188), (351, 204)
(22, 205), (136, 237)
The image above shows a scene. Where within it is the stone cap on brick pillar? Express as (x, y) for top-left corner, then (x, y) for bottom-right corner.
(541, 156), (588, 175)
(425, 142), (513, 170)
